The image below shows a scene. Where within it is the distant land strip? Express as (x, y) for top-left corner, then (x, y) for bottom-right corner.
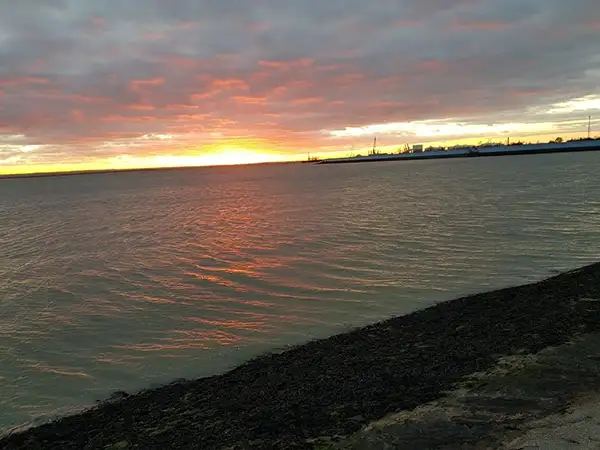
(317, 138), (600, 164)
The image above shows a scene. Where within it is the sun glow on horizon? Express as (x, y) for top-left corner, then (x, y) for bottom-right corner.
(2, 100), (597, 177)
(135, 147), (288, 168)
(0, 146), (293, 176)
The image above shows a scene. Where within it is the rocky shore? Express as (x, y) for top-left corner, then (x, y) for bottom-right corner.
(2, 262), (600, 449)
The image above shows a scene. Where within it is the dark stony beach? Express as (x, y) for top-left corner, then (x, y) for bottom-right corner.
(2, 262), (600, 449)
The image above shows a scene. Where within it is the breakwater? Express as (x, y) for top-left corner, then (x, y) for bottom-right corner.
(318, 139), (600, 165)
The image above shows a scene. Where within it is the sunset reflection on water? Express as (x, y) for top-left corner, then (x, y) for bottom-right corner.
(1, 153), (600, 431)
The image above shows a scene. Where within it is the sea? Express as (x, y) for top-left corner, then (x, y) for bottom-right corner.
(1, 152), (599, 433)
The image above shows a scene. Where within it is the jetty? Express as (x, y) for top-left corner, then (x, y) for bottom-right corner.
(1, 262), (600, 449)
(318, 138), (600, 165)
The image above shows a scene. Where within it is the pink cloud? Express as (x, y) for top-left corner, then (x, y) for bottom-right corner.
(28, 58), (49, 73)
(418, 60), (445, 71)
(143, 32), (168, 40)
(0, 76), (50, 87)
(65, 94), (110, 103)
(232, 96), (267, 105)
(333, 73), (364, 84)
(165, 104), (201, 111)
(101, 114), (156, 123)
(175, 21), (198, 30)
(249, 22), (271, 32)
(0, 57), (538, 152)
(174, 113), (208, 121)
(293, 97), (322, 105)
(69, 110), (86, 122)
(129, 77), (165, 93)
(88, 17), (105, 34)
(585, 20), (600, 29)
(190, 93), (214, 101)
(208, 78), (249, 91)
(161, 55), (200, 69)
(127, 104), (155, 111)
(259, 58), (314, 70)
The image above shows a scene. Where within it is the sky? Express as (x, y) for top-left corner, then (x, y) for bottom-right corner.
(1, 0), (600, 174)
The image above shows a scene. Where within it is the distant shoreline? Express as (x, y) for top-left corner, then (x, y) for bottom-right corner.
(318, 138), (600, 165)
(2, 261), (599, 449)
(0, 160), (297, 181)
(3, 139), (599, 180)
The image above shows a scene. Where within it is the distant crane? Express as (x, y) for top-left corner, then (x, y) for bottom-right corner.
(370, 136), (377, 156)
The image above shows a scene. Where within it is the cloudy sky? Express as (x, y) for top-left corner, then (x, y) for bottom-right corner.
(1, 0), (599, 173)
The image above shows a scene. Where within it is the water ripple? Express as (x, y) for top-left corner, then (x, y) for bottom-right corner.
(1, 152), (600, 432)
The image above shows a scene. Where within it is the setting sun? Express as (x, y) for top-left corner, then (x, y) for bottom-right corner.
(106, 146), (289, 172)
(187, 147), (286, 166)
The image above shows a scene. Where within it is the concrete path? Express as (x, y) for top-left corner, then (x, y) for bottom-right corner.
(336, 331), (600, 449)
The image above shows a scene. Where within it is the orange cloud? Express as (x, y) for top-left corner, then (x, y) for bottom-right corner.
(127, 104), (155, 111)
(209, 78), (249, 90)
(418, 60), (445, 70)
(334, 73), (364, 84)
(174, 113), (209, 121)
(144, 32), (167, 40)
(269, 86), (288, 98)
(162, 55), (201, 69)
(101, 114), (155, 123)
(175, 21), (198, 30)
(191, 91), (219, 100)
(69, 110), (86, 122)
(65, 94), (110, 103)
(233, 96), (267, 105)
(0, 76), (50, 87)
(129, 77), (165, 93)
(165, 104), (201, 111)
(293, 97), (322, 105)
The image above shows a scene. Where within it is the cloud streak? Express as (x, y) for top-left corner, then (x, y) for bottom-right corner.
(1, 0), (599, 169)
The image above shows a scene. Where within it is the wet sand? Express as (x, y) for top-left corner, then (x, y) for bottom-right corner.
(1, 262), (599, 449)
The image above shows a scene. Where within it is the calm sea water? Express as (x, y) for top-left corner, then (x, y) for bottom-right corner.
(1, 153), (599, 432)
